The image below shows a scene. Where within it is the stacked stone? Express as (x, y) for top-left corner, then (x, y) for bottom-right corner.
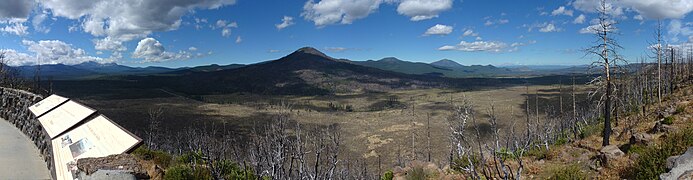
(0, 87), (53, 179)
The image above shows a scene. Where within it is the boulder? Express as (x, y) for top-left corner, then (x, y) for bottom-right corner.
(76, 154), (148, 179)
(661, 147), (693, 180)
(652, 121), (678, 133)
(600, 145), (625, 159)
(630, 133), (654, 145)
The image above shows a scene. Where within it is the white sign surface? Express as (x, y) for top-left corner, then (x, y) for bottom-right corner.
(52, 115), (142, 180)
(28, 94), (69, 118)
(38, 100), (96, 138)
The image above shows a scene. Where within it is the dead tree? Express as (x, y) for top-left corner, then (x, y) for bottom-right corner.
(585, 0), (624, 146)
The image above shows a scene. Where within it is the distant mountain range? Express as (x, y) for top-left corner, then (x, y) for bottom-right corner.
(42, 47), (597, 96)
(8, 48), (590, 80)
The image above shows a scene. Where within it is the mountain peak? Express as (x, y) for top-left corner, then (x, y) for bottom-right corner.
(379, 57), (402, 62)
(431, 59), (463, 68)
(294, 47), (328, 57)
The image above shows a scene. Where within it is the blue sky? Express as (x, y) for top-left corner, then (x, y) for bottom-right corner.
(0, 0), (692, 68)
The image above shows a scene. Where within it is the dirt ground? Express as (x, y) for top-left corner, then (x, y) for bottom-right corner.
(72, 84), (590, 168)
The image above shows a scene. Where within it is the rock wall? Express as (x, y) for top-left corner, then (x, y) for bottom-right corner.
(0, 87), (53, 179)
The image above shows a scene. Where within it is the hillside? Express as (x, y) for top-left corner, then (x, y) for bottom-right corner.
(352, 57), (513, 78)
(135, 47), (440, 95)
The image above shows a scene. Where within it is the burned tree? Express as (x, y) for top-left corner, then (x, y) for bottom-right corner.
(585, 0), (624, 146)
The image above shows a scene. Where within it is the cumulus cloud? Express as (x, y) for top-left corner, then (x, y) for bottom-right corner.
(39, 0), (237, 57)
(0, 0), (34, 19)
(132, 38), (201, 63)
(438, 40), (509, 52)
(301, 0), (453, 26)
(0, 49), (33, 66)
(573, 14), (586, 24)
(301, 0), (383, 26)
(551, 6), (574, 16)
(189, 47), (198, 51)
(216, 20), (238, 37)
(423, 24), (453, 36)
(1, 21), (28, 36)
(572, 0), (693, 19)
(397, 0), (453, 21)
(236, 36), (242, 44)
(668, 19), (693, 42)
(539, 23), (560, 32)
(276, 16), (295, 30)
(462, 29), (478, 37)
(526, 22), (561, 32)
(21, 40), (105, 65)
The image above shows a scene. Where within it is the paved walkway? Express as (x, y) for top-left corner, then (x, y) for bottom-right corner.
(0, 119), (51, 179)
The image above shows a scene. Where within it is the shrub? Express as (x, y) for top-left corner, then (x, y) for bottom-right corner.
(526, 147), (549, 160)
(381, 170), (394, 180)
(406, 167), (426, 180)
(164, 164), (194, 180)
(629, 128), (693, 179)
(549, 165), (586, 180)
(450, 154), (481, 172)
(132, 146), (173, 168)
(662, 116), (674, 125)
(579, 122), (603, 139)
(676, 106), (685, 114)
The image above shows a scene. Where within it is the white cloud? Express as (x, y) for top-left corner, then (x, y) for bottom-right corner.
(668, 19), (693, 42)
(579, 18), (617, 34)
(0, 49), (33, 66)
(573, 14), (586, 24)
(93, 37), (126, 52)
(236, 36), (242, 43)
(423, 24), (453, 36)
(215, 19), (237, 37)
(462, 29), (478, 37)
(551, 6), (574, 16)
(301, 0), (453, 26)
(526, 22), (561, 32)
(1, 21), (28, 36)
(31, 11), (50, 33)
(397, 0), (453, 21)
(572, 0), (693, 19)
(539, 23), (560, 32)
(222, 28), (231, 37)
(0, 0), (34, 20)
(438, 40), (509, 52)
(189, 47), (198, 51)
(484, 18), (509, 26)
(301, 0), (384, 26)
(276, 16), (295, 30)
(633, 14), (644, 21)
(21, 40), (105, 65)
(324, 47), (348, 52)
(39, 0), (237, 55)
(132, 37), (199, 63)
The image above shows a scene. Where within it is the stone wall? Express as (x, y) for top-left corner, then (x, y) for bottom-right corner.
(0, 87), (53, 179)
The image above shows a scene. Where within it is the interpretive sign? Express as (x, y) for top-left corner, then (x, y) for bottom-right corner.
(38, 100), (96, 138)
(28, 94), (69, 118)
(51, 115), (142, 180)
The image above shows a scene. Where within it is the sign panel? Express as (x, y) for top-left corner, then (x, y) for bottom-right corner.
(38, 100), (96, 138)
(52, 115), (142, 180)
(28, 94), (69, 118)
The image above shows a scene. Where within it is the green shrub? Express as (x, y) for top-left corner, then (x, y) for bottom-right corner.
(676, 106), (685, 114)
(549, 165), (586, 180)
(164, 164), (194, 180)
(555, 137), (568, 146)
(450, 155), (481, 172)
(381, 170), (394, 180)
(526, 147), (549, 160)
(406, 167), (426, 180)
(132, 146), (173, 168)
(662, 116), (674, 125)
(630, 128), (693, 179)
(579, 122), (604, 139)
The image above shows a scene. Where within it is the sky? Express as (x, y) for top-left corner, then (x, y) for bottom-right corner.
(0, 0), (692, 68)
